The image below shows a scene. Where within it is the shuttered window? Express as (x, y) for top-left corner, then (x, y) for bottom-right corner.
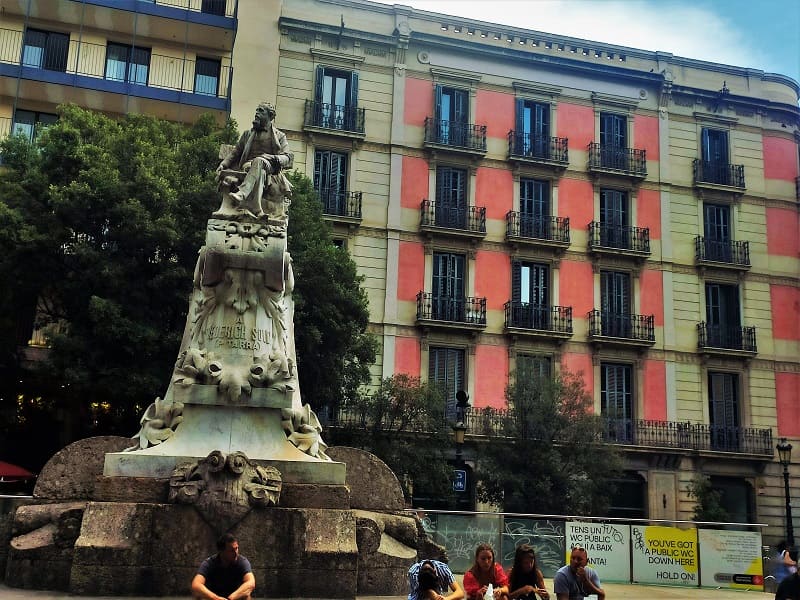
(708, 372), (739, 451)
(600, 112), (627, 148)
(701, 128), (729, 164)
(429, 346), (465, 419)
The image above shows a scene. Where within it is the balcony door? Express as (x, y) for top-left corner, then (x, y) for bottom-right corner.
(22, 28), (68, 72)
(516, 99), (549, 157)
(704, 203), (732, 262)
(705, 283), (740, 348)
(314, 150), (348, 215)
(314, 66), (358, 130)
(519, 178), (549, 238)
(435, 86), (468, 145)
(601, 271), (631, 337)
(600, 189), (629, 248)
(709, 372), (739, 451)
(429, 346), (465, 419)
(701, 128), (729, 164)
(432, 252), (465, 322)
(435, 167), (467, 228)
(600, 113), (627, 148)
(512, 261), (549, 329)
(601, 363), (633, 442)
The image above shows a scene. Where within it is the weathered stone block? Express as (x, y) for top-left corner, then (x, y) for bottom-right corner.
(327, 447), (405, 511)
(279, 482), (350, 508)
(92, 475), (169, 502)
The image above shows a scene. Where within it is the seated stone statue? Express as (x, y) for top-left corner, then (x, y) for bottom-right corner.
(215, 102), (293, 221)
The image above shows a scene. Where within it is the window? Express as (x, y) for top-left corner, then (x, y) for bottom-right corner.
(434, 85), (469, 145)
(516, 354), (551, 379)
(705, 282), (740, 348)
(105, 43), (150, 85)
(12, 110), (57, 142)
(435, 166), (468, 228)
(709, 477), (753, 522)
(515, 99), (550, 157)
(708, 372), (739, 451)
(601, 362), (633, 442)
(600, 270), (631, 337)
(432, 252), (466, 321)
(314, 66), (359, 130)
(194, 57), (221, 96)
(599, 189), (629, 248)
(703, 203), (732, 261)
(22, 28), (68, 72)
(599, 112), (628, 170)
(313, 150), (348, 215)
(511, 261), (550, 328)
(201, 0), (226, 15)
(701, 128), (729, 165)
(519, 178), (550, 238)
(429, 346), (465, 418)
(608, 472), (646, 518)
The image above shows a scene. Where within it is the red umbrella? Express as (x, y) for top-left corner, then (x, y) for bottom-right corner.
(0, 460), (36, 482)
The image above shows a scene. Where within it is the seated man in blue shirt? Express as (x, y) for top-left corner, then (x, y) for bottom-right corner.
(553, 547), (604, 600)
(408, 559), (465, 600)
(192, 533), (255, 600)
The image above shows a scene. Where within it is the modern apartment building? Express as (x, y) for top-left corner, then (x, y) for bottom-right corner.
(2, 0), (799, 540)
(0, 0), (235, 141)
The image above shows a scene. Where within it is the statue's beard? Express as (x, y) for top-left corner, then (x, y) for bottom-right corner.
(253, 117), (270, 131)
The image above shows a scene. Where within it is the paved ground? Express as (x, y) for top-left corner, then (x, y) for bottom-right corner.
(0, 580), (775, 599)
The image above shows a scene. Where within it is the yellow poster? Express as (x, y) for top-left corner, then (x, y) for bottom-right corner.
(631, 525), (698, 586)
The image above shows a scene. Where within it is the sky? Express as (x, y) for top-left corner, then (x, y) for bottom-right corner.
(368, 0), (800, 85)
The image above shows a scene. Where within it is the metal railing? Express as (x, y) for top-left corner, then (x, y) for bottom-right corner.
(155, 0), (237, 17)
(588, 310), (655, 342)
(694, 236), (750, 266)
(420, 199), (486, 233)
(600, 418), (773, 454)
(504, 302), (572, 334)
(506, 212), (570, 243)
(424, 117), (487, 152)
(697, 322), (757, 352)
(507, 131), (568, 165)
(0, 117), (10, 138)
(303, 99), (365, 134)
(416, 292), (486, 326)
(588, 143), (646, 177)
(316, 189), (362, 219)
(693, 159), (745, 188)
(588, 222), (650, 253)
(321, 407), (773, 456)
(0, 29), (231, 99)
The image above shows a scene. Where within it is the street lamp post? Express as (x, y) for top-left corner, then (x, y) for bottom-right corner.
(453, 390), (470, 466)
(777, 437), (794, 547)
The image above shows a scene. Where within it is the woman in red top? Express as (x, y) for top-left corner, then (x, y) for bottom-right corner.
(463, 544), (509, 600)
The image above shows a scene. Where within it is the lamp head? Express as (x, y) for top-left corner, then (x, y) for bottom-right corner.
(778, 437), (793, 466)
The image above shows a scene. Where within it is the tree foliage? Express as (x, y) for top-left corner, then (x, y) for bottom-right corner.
(325, 374), (454, 504)
(0, 105), (374, 468)
(687, 475), (730, 522)
(475, 365), (623, 515)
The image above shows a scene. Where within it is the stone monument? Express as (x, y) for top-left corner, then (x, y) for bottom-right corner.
(2, 103), (443, 597)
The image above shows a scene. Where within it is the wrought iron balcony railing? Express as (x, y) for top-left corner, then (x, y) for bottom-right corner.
(697, 322), (757, 353)
(694, 236), (750, 267)
(316, 189), (362, 220)
(320, 408), (774, 457)
(507, 131), (568, 165)
(0, 29), (232, 99)
(416, 292), (486, 326)
(421, 199), (486, 234)
(504, 302), (573, 334)
(303, 99), (365, 134)
(424, 117), (487, 152)
(588, 143), (646, 177)
(588, 222), (650, 254)
(588, 310), (655, 343)
(693, 159), (745, 188)
(506, 213), (570, 244)
(599, 419), (773, 454)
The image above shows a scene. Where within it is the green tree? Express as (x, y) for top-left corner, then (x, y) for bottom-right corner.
(0, 105), (374, 467)
(325, 374), (455, 504)
(687, 475), (730, 522)
(475, 364), (623, 515)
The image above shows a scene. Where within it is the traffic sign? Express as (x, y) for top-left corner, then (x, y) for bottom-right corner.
(453, 469), (467, 492)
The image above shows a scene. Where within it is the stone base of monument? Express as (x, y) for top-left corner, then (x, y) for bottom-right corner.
(2, 438), (441, 598)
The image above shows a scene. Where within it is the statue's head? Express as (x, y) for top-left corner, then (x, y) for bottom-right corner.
(254, 102), (276, 128)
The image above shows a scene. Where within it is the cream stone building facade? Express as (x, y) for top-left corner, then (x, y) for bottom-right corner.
(2, 0), (799, 539)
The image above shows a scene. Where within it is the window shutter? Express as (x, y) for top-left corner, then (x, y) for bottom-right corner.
(511, 261), (521, 302)
(434, 84), (443, 121)
(349, 71), (359, 107)
(515, 97), (524, 135)
(314, 65), (325, 102)
(537, 102), (550, 137)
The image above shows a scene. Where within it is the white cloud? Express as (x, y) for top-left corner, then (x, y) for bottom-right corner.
(370, 0), (773, 74)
